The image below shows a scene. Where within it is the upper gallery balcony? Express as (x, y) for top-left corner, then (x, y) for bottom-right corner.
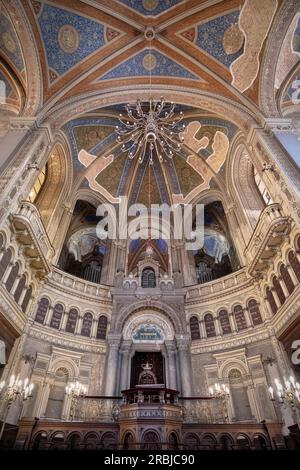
(245, 204), (291, 276)
(9, 201), (54, 277)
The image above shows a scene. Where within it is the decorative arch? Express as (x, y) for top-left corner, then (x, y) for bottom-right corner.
(122, 309), (175, 342)
(114, 301), (185, 335)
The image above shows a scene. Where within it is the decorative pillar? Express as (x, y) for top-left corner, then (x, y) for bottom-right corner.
(176, 336), (193, 396)
(75, 315), (83, 335)
(45, 306), (53, 326)
(199, 319), (206, 339)
(91, 319), (98, 338)
(104, 335), (121, 396)
(271, 287), (282, 310)
(243, 307), (252, 328)
(214, 316), (221, 336)
(228, 313), (237, 333)
(165, 342), (178, 390)
(119, 342), (131, 392)
(286, 264), (298, 286)
(61, 310), (69, 331)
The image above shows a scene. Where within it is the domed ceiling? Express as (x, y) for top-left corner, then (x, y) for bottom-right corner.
(2, 0), (299, 204)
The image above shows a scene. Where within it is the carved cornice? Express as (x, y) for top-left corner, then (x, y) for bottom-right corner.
(29, 324), (107, 354)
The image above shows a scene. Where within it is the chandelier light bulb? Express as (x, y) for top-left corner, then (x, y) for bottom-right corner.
(115, 98), (186, 164)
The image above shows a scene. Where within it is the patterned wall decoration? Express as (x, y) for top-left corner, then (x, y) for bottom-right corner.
(117, 0), (183, 16)
(0, 11), (24, 73)
(99, 48), (199, 80)
(35, 3), (118, 81)
(181, 10), (244, 69)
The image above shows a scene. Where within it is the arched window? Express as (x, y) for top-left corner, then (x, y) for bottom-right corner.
(280, 264), (294, 295)
(14, 274), (26, 303)
(219, 309), (232, 334)
(5, 263), (19, 292)
(141, 267), (156, 288)
(21, 285), (32, 313)
(0, 248), (12, 280)
(50, 303), (64, 329)
(190, 316), (200, 340)
(204, 313), (216, 337)
(233, 305), (247, 331)
(266, 287), (277, 315)
(288, 251), (300, 283)
(65, 308), (78, 334)
(35, 297), (50, 324)
(247, 299), (263, 326)
(273, 276), (285, 305)
(27, 165), (47, 203)
(81, 312), (93, 337)
(96, 315), (108, 339)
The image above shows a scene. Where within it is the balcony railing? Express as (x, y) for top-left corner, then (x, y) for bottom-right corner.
(9, 201), (54, 277)
(245, 204), (291, 276)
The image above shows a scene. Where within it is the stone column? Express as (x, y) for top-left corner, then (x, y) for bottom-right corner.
(271, 287), (282, 310)
(228, 313), (237, 333)
(165, 342), (178, 390)
(104, 335), (121, 396)
(243, 307), (252, 328)
(119, 342), (131, 392)
(214, 316), (221, 336)
(176, 336), (193, 397)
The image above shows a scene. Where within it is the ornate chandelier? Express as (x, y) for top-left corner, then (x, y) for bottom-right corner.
(115, 97), (186, 164)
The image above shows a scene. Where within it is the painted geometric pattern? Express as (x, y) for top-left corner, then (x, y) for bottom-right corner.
(37, 3), (106, 76)
(0, 12), (24, 72)
(195, 10), (244, 68)
(117, 0), (183, 16)
(293, 16), (300, 53)
(173, 155), (204, 197)
(100, 49), (199, 80)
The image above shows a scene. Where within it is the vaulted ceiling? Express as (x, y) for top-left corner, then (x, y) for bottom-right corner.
(1, 0), (299, 205)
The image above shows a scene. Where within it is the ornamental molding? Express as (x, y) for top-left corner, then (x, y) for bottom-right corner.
(191, 329), (270, 354)
(0, 284), (26, 333)
(186, 279), (255, 305)
(29, 325), (107, 354)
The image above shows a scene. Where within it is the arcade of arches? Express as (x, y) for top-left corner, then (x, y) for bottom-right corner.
(0, 0), (300, 451)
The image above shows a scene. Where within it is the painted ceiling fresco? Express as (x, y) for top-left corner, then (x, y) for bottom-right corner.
(63, 107), (237, 205)
(5, 0), (282, 102)
(1, 0), (295, 205)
